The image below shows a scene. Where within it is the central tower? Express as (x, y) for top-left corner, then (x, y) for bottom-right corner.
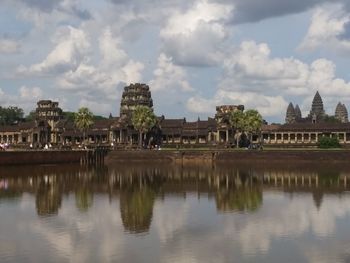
(119, 83), (153, 119)
(308, 91), (325, 123)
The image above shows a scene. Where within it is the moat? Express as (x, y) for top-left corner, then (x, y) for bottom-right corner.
(1, 162), (350, 263)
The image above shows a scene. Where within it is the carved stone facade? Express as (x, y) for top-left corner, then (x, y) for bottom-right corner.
(285, 103), (296, 124)
(335, 102), (349, 123)
(308, 91), (325, 123)
(120, 83), (153, 119)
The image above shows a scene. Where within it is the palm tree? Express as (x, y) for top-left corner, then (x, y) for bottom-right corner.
(229, 110), (245, 148)
(74, 107), (94, 145)
(244, 109), (263, 144)
(131, 106), (157, 148)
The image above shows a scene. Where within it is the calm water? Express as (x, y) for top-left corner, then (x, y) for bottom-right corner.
(1, 162), (350, 263)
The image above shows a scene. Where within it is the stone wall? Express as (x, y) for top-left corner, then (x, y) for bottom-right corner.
(0, 150), (85, 165)
(106, 150), (350, 164)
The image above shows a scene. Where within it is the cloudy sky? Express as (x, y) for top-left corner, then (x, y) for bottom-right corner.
(2, 0), (350, 122)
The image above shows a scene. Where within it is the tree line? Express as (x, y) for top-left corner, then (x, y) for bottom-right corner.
(0, 106), (108, 126)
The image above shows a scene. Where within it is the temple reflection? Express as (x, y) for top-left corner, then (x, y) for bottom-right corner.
(1, 163), (350, 232)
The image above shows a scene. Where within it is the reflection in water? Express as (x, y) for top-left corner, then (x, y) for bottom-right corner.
(1, 163), (349, 221)
(1, 163), (350, 262)
(75, 188), (93, 212)
(216, 187), (262, 212)
(36, 179), (62, 216)
(120, 187), (155, 234)
(0, 166), (350, 223)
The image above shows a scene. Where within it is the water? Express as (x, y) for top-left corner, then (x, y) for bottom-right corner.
(1, 163), (350, 263)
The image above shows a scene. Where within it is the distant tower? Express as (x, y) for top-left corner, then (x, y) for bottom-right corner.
(120, 83), (153, 119)
(309, 91), (325, 123)
(335, 102), (349, 123)
(285, 102), (296, 124)
(294, 104), (302, 121)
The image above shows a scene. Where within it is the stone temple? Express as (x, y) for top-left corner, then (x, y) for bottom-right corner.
(285, 91), (348, 124)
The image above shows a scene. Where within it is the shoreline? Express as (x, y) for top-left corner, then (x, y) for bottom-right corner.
(105, 149), (350, 164)
(1, 148), (350, 166)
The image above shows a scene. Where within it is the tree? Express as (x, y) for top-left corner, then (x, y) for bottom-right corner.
(25, 110), (37, 122)
(229, 110), (245, 148)
(318, 136), (340, 148)
(62, 111), (76, 122)
(131, 106), (157, 148)
(229, 109), (263, 147)
(243, 109), (263, 144)
(0, 106), (24, 125)
(74, 107), (94, 144)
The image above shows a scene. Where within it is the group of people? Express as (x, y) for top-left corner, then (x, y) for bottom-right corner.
(0, 142), (9, 151)
(29, 143), (53, 150)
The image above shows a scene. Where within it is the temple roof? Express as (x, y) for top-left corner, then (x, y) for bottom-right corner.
(312, 91), (322, 104)
(262, 122), (350, 132)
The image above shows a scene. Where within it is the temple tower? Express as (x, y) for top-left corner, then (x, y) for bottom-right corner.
(335, 102), (349, 123)
(285, 103), (296, 124)
(120, 83), (153, 119)
(294, 104), (302, 121)
(309, 91), (325, 123)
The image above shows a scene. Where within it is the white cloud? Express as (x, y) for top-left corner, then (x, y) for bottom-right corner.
(0, 86), (43, 113)
(19, 86), (43, 99)
(187, 40), (350, 119)
(78, 98), (114, 115)
(150, 53), (193, 92)
(56, 27), (144, 114)
(99, 28), (129, 69)
(187, 90), (288, 118)
(59, 27), (144, 91)
(160, 0), (233, 66)
(0, 39), (20, 54)
(299, 4), (350, 53)
(18, 26), (90, 76)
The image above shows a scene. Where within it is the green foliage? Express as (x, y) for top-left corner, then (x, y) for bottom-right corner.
(0, 106), (24, 125)
(318, 136), (341, 148)
(132, 106), (157, 147)
(25, 110), (37, 121)
(229, 109), (263, 146)
(131, 106), (157, 133)
(323, 115), (341, 124)
(74, 108), (94, 144)
(244, 109), (263, 133)
(93, 115), (108, 121)
(229, 110), (245, 131)
(62, 111), (76, 122)
(65, 111), (106, 122)
(74, 107), (94, 131)
(229, 109), (263, 133)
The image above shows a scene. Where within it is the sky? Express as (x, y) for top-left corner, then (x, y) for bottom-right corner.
(2, 0), (350, 123)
